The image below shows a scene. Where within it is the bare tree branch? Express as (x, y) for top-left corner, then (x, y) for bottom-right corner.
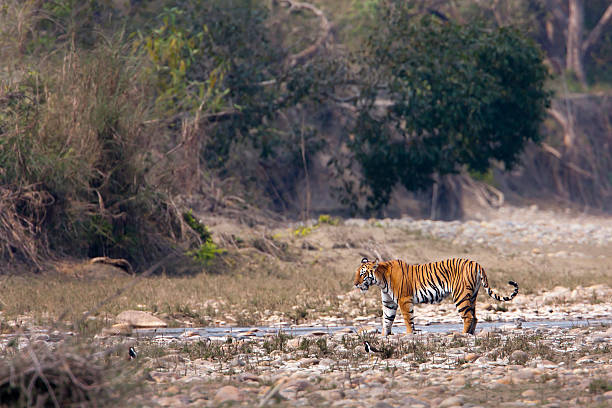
(549, 107), (576, 147)
(278, 0), (331, 66)
(540, 142), (595, 179)
(581, 3), (612, 54)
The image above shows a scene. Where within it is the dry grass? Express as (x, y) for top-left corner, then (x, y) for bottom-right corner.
(1, 219), (611, 329)
(0, 250), (350, 330)
(0, 341), (141, 407)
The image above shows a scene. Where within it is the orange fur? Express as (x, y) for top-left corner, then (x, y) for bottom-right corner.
(354, 258), (518, 334)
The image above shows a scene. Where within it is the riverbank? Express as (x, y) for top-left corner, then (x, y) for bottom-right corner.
(1, 205), (611, 406)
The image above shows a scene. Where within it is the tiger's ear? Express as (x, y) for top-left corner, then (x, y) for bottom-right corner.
(361, 257), (368, 264)
(374, 259), (379, 267)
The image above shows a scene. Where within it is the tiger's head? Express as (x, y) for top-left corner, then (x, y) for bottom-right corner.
(354, 257), (379, 292)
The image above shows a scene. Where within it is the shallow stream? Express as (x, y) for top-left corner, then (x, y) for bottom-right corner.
(134, 318), (612, 340)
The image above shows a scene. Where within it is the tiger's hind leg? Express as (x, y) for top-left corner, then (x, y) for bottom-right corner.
(467, 300), (478, 334)
(456, 292), (478, 334)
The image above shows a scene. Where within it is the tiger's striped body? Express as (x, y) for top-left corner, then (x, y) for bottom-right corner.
(354, 258), (518, 335)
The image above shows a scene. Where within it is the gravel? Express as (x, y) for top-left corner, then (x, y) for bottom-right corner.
(345, 205), (612, 253)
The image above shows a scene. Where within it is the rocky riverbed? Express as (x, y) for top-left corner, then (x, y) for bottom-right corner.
(124, 322), (612, 407)
(2, 205), (612, 407)
(344, 205), (612, 256)
(115, 205), (612, 407)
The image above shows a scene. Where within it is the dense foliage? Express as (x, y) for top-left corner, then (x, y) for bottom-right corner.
(350, 6), (551, 209)
(2, 0), (598, 268)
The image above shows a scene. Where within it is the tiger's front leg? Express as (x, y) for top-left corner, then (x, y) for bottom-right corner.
(381, 292), (397, 336)
(398, 296), (415, 334)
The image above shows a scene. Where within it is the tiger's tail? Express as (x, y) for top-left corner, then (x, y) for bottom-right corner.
(480, 267), (519, 301)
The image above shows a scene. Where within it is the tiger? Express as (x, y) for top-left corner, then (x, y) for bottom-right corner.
(354, 257), (519, 335)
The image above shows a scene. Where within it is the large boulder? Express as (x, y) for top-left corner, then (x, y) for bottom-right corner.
(116, 310), (167, 328)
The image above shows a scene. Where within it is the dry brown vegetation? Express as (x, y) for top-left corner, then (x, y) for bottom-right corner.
(0, 341), (141, 407)
(1, 217), (610, 330)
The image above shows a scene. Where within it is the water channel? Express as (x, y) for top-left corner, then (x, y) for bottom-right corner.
(135, 318), (612, 340)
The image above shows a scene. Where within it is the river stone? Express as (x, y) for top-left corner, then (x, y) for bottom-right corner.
(287, 338), (301, 348)
(116, 310), (167, 328)
(496, 376), (513, 385)
(438, 396), (465, 407)
(319, 389), (345, 400)
(522, 389), (537, 398)
(510, 350), (529, 363)
(401, 396), (430, 407)
(464, 353), (480, 362)
(515, 368), (536, 380)
(451, 375), (466, 386)
(156, 396), (183, 407)
(373, 403), (394, 408)
(214, 386), (242, 403)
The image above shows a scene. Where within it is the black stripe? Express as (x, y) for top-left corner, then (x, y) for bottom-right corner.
(458, 305), (471, 313)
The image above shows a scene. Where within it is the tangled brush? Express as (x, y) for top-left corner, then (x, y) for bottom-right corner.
(0, 341), (138, 407)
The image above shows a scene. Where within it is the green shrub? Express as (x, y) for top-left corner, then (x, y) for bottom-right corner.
(183, 210), (225, 265)
(317, 214), (340, 226)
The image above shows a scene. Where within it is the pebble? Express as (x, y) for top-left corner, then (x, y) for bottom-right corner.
(214, 386), (242, 403)
(346, 207), (612, 253)
(438, 396), (465, 407)
(510, 350), (529, 363)
(522, 389), (537, 398)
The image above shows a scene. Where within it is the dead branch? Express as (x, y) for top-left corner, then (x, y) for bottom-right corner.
(26, 346), (60, 408)
(540, 143), (595, 179)
(541, 142), (562, 159)
(549, 107), (576, 147)
(581, 3), (612, 54)
(89, 257), (134, 275)
(278, 0), (331, 66)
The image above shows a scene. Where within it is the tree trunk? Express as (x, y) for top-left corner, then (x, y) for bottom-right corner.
(566, 0), (587, 87)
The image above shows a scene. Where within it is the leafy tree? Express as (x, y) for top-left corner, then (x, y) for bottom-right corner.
(135, 0), (335, 209)
(350, 3), (551, 210)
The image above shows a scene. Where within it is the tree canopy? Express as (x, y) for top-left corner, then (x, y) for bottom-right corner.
(0, 0), (561, 267)
(349, 5), (551, 210)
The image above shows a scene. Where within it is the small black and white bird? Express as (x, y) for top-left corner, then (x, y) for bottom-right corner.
(363, 340), (380, 354)
(128, 346), (137, 360)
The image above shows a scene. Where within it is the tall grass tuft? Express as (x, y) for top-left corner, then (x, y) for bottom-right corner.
(0, 34), (182, 269)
